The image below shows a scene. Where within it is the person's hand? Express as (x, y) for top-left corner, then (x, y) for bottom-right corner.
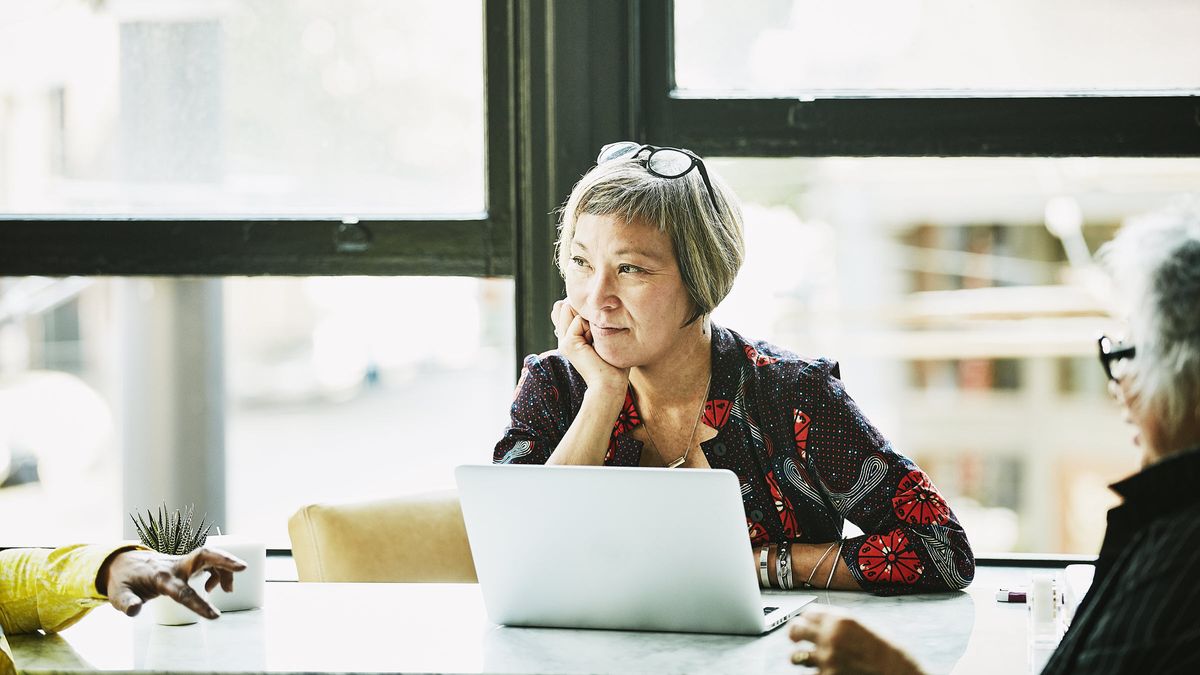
(552, 299), (629, 394)
(98, 547), (248, 619)
(788, 606), (923, 675)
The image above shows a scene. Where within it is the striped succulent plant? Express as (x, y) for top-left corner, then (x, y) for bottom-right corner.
(130, 503), (212, 555)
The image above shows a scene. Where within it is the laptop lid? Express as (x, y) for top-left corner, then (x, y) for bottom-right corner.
(455, 464), (813, 635)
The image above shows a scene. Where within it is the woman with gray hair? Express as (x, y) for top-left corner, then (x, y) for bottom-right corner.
(494, 142), (975, 596)
(787, 205), (1200, 672)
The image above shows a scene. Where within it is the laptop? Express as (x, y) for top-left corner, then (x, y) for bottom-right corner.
(455, 464), (815, 635)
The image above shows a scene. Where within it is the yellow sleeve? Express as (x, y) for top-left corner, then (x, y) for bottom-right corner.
(0, 543), (141, 636)
(0, 626), (14, 675)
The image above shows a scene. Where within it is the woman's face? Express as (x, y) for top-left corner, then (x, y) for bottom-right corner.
(1109, 358), (1146, 451)
(565, 213), (695, 369)
(1109, 333), (1167, 464)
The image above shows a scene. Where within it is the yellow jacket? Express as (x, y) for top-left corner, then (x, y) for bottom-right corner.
(0, 544), (140, 675)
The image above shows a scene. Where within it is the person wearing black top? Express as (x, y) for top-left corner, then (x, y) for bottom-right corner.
(1040, 445), (1200, 673)
(786, 204), (1200, 674)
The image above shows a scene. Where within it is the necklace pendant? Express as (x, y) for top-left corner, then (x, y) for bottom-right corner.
(667, 456), (686, 469)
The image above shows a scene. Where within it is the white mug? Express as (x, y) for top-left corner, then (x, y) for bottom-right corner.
(203, 534), (266, 612)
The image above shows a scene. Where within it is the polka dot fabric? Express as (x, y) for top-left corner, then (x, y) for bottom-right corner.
(494, 324), (975, 595)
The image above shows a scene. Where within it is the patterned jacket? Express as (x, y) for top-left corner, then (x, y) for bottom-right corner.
(494, 324), (975, 595)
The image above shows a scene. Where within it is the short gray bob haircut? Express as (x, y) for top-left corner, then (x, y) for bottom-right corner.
(1099, 199), (1200, 447)
(554, 151), (745, 326)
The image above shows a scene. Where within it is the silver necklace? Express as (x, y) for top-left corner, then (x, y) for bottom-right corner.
(639, 373), (712, 469)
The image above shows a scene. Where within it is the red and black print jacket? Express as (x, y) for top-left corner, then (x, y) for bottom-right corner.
(494, 323), (975, 595)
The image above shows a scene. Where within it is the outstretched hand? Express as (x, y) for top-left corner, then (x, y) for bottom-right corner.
(98, 547), (247, 619)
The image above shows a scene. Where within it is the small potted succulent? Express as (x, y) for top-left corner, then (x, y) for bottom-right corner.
(130, 503), (213, 625)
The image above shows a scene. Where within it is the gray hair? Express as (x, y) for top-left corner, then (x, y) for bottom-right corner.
(555, 153), (746, 325)
(1099, 200), (1200, 445)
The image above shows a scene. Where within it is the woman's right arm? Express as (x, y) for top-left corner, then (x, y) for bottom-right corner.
(545, 381), (626, 465)
(493, 354), (627, 466)
(544, 300), (631, 464)
(494, 301), (631, 466)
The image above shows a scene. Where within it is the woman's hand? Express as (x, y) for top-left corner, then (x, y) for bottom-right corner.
(552, 299), (629, 394)
(788, 606), (924, 674)
(97, 547), (248, 619)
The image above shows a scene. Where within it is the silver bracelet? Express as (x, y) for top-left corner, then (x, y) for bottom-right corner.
(825, 540), (845, 590)
(759, 545), (771, 588)
(776, 543), (793, 590)
(805, 541), (837, 588)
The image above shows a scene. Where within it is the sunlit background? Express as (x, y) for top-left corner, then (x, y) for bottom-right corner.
(2, 0), (1198, 553)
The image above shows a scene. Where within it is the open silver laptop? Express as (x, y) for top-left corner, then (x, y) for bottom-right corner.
(455, 464), (815, 635)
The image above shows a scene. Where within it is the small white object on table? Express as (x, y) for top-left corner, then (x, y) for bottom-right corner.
(204, 534), (266, 612)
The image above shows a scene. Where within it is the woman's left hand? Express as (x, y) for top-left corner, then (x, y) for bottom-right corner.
(788, 606), (923, 674)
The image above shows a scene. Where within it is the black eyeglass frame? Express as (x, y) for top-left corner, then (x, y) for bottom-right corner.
(597, 142), (721, 216)
(1097, 335), (1136, 382)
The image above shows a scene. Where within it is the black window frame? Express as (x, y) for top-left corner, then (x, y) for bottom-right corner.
(3, 0), (1198, 362)
(631, 0), (1200, 562)
(0, 1), (516, 279)
(4, 0), (1194, 559)
(640, 1), (1200, 159)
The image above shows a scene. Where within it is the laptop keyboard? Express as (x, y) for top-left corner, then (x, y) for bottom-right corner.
(763, 606), (778, 615)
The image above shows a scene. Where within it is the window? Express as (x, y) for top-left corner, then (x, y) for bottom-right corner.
(0, 276), (514, 547)
(675, 0), (1200, 95)
(225, 277), (513, 547)
(0, 0), (507, 548)
(711, 157), (1200, 553)
(0, 1), (484, 216)
(653, 0), (1200, 554)
(4, 1), (1195, 559)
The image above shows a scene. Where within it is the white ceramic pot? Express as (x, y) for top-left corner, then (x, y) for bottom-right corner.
(204, 535), (266, 612)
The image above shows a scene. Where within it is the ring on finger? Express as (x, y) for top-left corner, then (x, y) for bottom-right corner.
(791, 649), (814, 666)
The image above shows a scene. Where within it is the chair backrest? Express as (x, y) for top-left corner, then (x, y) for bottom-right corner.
(288, 490), (477, 582)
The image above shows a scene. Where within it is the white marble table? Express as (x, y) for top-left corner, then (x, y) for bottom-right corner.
(11, 567), (1036, 674)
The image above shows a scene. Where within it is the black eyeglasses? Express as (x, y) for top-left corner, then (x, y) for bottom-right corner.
(597, 141), (720, 216)
(1097, 335), (1136, 382)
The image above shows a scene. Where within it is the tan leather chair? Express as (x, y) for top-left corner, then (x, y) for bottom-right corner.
(288, 490), (477, 582)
